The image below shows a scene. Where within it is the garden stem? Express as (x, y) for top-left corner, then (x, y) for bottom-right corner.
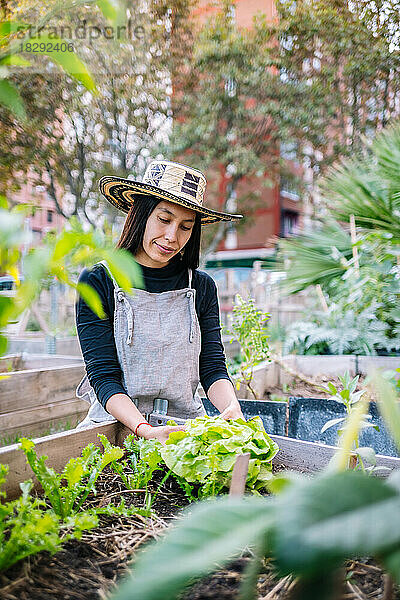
(241, 369), (258, 399)
(270, 354), (322, 390)
(237, 541), (265, 600)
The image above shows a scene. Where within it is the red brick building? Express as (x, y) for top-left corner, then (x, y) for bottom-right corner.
(197, 0), (302, 267)
(13, 178), (65, 247)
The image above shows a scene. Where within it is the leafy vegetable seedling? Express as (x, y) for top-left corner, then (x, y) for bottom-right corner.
(20, 435), (123, 519)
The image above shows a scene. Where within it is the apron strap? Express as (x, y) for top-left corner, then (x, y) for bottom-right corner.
(116, 290), (134, 345)
(96, 260), (134, 344)
(96, 260), (119, 289)
(188, 268), (193, 288)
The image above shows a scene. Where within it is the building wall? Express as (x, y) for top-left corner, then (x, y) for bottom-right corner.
(197, 0), (302, 255)
(13, 177), (66, 247)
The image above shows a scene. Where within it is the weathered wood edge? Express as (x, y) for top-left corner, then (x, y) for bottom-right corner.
(0, 421), (129, 500)
(1, 423), (400, 500)
(269, 434), (400, 475)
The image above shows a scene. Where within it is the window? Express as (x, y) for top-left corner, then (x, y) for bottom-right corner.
(280, 142), (298, 161)
(280, 176), (300, 200)
(281, 210), (299, 237)
(47, 210), (53, 223)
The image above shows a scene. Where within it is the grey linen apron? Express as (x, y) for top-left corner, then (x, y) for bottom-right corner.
(76, 261), (206, 428)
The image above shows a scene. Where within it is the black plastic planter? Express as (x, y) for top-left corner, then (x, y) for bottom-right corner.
(288, 397), (399, 458)
(202, 397), (286, 436)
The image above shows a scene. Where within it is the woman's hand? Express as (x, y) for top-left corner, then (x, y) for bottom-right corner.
(141, 424), (186, 445)
(219, 400), (244, 421)
(207, 379), (245, 421)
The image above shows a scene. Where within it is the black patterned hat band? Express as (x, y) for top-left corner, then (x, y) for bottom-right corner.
(99, 160), (243, 224)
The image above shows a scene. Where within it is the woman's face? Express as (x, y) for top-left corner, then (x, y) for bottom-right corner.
(135, 200), (196, 268)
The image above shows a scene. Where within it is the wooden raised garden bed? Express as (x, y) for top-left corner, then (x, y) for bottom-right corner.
(0, 361), (86, 443)
(1, 415), (400, 599)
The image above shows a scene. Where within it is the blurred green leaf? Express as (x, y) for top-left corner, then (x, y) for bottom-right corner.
(372, 371), (400, 454)
(19, 36), (97, 94)
(0, 78), (26, 120)
(0, 55), (31, 67)
(97, 0), (119, 23)
(0, 334), (8, 356)
(0, 21), (29, 41)
(274, 471), (398, 577)
(102, 249), (143, 291)
(113, 497), (274, 600)
(76, 282), (106, 319)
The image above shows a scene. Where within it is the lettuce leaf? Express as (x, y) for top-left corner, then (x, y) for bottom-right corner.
(139, 416), (279, 497)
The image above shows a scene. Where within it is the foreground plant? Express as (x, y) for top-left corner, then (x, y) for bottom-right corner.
(20, 434), (123, 519)
(112, 373), (400, 600)
(135, 416), (279, 499)
(0, 464), (98, 572)
(0, 202), (142, 357)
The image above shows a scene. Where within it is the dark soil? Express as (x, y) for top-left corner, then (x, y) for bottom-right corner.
(182, 557), (397, 600)
(0, 466), (397, 600)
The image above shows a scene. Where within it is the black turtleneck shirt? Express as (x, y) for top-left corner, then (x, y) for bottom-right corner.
(75, 256), (230, 409)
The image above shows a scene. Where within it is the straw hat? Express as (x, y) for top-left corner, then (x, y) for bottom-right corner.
(99, 160), (243, 224)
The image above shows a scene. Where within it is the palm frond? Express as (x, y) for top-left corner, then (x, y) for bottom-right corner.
(319, 124), (400, 238)
(278, 221), (352, 294)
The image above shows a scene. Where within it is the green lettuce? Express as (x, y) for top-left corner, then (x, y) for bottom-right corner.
(138, 416), (279, 498)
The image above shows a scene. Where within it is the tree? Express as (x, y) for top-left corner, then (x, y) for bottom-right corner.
(167, 0), (400, 253)
(1, 0), (195, 226)
(269, 0), (400, 220)
(165, 2), (284, 261)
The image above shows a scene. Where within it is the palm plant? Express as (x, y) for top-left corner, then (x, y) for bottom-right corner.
(278, 220), (353, 295)
(320, 125), (400, 242)
(277, 123), (400, 354)
(283, 302), (400, 356)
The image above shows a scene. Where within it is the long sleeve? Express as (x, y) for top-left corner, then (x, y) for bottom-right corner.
(75, 266), (127, 408)
(195, 272), (231, 393)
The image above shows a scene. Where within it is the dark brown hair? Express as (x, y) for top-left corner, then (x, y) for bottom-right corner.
(116, 194), (201, 269)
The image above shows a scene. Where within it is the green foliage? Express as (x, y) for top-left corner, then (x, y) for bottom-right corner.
(320, 371), (367, 435)
(0, 1), (194, 224)
(279, 221), (353, 296)
(0, 470), (62, 572)
(113, 496), (274, 600)
(278, 123), (400, 356)
(273, 0), (400, 172)
(283, 300), (400, 357)
(20, 434), (123, 519)
(320, 122), (400, 242)
(0, 0), (130, 119)
(112, 375), (400, 600)
(137, 416), (279, 499)
(0, 203), (143, 356)
(224, 295), (270, 399)
(0, 463), (101, 572)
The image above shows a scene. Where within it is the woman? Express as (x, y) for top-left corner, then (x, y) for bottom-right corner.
(76, 160), (244, 444)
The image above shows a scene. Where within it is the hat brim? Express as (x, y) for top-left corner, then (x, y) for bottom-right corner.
(99, 176), (243, 224)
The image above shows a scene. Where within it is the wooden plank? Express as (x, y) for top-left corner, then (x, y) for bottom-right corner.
(229, 453), (250, 496)
(0, 365), (85, 414)
(0, 398), (89, 431)
(0, 411), (88, 443)
(0, 422), (121, 500)
(269, 434), (400, 475)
